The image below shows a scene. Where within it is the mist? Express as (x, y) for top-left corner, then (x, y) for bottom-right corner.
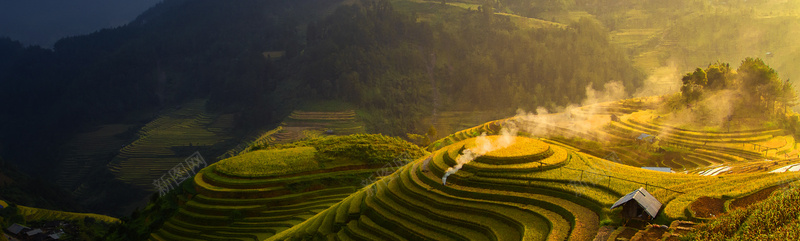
(510, 81), (630, 142)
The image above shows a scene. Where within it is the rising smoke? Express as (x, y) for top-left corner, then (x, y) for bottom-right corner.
(511, 81), (629, 142)
(441, 127), (516, 185)
(439, 74), (716, 184)
(634, 62), (682, 97)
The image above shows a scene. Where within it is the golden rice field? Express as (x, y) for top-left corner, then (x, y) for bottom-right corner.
(266, 135), (795, 240)
(146, 98), (800, 240)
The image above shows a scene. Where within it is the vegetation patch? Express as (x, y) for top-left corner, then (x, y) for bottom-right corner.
(216, 147), (319, 178)
(728, 185), (781, 211)
(689, 185), (800, 240)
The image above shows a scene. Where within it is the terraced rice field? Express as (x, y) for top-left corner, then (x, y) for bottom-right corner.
(428, 98), (798, 176)
(106, 99), (234, 189)
(143, 99), (799, 240)
(502, 98), (798, 173)
(149, 160), (387, 241)
(149, 133), (426, 241)
(697, 165), (732, 176)
(771, 163), (800, 173)
(268, 135), (795, 240)
(423, 110), (500, 142)
(599, 110), (794, 170)
(610, 28), (662, 51)
(16, 204), (120, 224)
(683, 158), (800, 176)
(57, 124), (131, 193)
(241, 110), (367, 154)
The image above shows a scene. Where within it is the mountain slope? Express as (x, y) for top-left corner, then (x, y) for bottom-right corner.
(141, 134), (427, 241)
(268, 133), (792, 240)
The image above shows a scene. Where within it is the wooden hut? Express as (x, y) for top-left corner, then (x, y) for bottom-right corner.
(610, 187), (662, 220)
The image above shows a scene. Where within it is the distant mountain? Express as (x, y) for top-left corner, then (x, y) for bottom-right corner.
(0, 0), (161, 47)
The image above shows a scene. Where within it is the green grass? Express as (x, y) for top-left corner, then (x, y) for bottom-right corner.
(16, 205), (120, 224)
(215, 147), (319, 178)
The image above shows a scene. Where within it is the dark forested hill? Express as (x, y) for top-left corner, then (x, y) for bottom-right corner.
(294, 0), (644, 134)
(0, 0), (644, 215)
(0, 0), (343, 176)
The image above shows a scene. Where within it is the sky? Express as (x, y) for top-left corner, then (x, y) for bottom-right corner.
(0, 0), (162, 48)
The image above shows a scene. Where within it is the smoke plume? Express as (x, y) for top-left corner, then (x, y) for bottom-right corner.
(634, 62), (682, 97)
(441, 127), (517, 185)
(511, 81), (629, 142)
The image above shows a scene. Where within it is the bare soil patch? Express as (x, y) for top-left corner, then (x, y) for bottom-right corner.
(618, 227), (638, 240)
(592, 226), (615, 241)
(690, 196), (726, 218)
(637, 227), (666, 241)
(730, 185), (780, 210)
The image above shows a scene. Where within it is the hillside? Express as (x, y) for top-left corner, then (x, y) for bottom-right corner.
(3, 0), (800, 239)
(0, 158), (81, 212)
(689, 183), (800, 240)
(233, 101), (368, 156)
(268, 133), (793, 240)
(103, 134), (427, 241)
(0, 0), (648, 217)
(0, 200), (120, 239)
(123, 83), (800, 240)
(101, 85), (800, 240)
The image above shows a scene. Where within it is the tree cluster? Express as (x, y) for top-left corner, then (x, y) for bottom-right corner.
(679, 58), (797, 114)
(297, 0), (643, 134)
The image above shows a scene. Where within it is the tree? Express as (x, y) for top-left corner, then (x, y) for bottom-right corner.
(680, 68), (707, 102)
(426, 125), (438, 141)
(778, 80), (799, 114)
(705, 61), (732, 90)
(680, 82), (704, 103)
(738, 57), (778, 89)
(737, 57), (782, 111)
(406, 133), (430, 146)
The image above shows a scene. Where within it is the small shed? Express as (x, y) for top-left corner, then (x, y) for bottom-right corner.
(6, 223), (30, 235)
(611, 187), (662, 220)
(26, 228), (43, 236)
(636, 133), (657, 144)
(50, 231), (66, 240)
